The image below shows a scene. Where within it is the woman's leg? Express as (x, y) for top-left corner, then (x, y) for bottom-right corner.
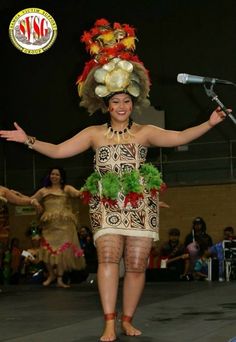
(43, 263), (56, 286)
(56, 264), (70, 288)
(96, 234), (124, 341)
(122, 236), (152, 336)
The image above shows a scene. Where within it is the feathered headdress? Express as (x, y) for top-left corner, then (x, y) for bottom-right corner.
(77, 18), (151, 114)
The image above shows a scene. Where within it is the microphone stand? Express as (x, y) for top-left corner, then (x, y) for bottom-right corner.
(203, 84), (236, 125)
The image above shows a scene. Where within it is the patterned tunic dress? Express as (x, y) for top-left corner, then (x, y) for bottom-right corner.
(86, 143), (161, 242)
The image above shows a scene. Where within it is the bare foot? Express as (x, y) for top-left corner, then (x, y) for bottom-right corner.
(100, 320), (116, 341)
(43, 275), (56, 286)
(122, 321), (142, 336)
(56, 277), (70, 288)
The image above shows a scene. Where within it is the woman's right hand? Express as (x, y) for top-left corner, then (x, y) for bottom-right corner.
(0, 122), (28, 143)
(30, 199), (43, 214)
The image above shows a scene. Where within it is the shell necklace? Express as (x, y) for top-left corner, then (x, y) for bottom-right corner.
(104, 118), (134, 143)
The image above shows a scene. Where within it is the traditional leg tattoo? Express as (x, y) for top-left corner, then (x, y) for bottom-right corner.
(96, 234), (124, 264)
(124, 236), (153, 272)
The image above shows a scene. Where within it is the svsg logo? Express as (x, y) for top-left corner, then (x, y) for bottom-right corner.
(9, 8), (57, 55)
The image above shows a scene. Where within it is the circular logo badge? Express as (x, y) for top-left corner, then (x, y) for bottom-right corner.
(9, 8), (57, 55)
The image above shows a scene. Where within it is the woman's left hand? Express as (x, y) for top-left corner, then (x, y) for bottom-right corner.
(208, 107), (229, 127)
(159, 201), (170, 208)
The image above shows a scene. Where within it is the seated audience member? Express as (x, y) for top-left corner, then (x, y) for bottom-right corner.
(185, 234), (211, 278)
(184, 217), (213, 248)
(158, 228), (189, 280)
(66, 225), (98, 284)
(0, 187), (41, 285)
(223, 226), (236, 240)
(147, 201), (170, 270)
(147, 241), (159, 269)
(193, 244), (211, 280)
(10, 238), (22, 284)
(146, 241), (162, 281)
(209, 226), (235, 281)
(21, 224), (46, 284)
(2, 243), (11, 284)
(0, 241), (5, 284)
(78, 226), (98, 274)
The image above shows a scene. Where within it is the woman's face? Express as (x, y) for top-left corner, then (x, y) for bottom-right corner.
(194, 223), (203, 234)
(108, 93), (133, 122)
(49, 169), (61, 185)
(79, 227), (88, 238)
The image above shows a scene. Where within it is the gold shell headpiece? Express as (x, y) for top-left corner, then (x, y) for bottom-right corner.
(77, 18), (151, 114)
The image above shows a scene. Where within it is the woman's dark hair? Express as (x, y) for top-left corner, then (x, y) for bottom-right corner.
(103, 91), (135, 108)
(169, 228), (180, 236)
(192, 217), (207, 233)
(43, 167), (66, 189)
(79, 225), (92, 237)
(224, 226), (234, 234)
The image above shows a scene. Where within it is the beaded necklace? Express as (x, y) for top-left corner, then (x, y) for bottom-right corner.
(104, 118), (134, 143)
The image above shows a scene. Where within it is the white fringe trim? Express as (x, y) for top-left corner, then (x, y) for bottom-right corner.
(94, 228), (159, 245)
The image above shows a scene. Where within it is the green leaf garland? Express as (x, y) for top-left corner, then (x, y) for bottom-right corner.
(81, 163), (164, 200)
(82, 171), (101, 195)
(140, 163), (163, 190)
(122, 170), (143, 195)
(101, 172), (120, 200)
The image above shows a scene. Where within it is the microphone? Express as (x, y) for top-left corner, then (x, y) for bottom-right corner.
(177, 73), (236, 86)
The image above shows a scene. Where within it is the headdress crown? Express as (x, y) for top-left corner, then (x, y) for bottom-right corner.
(77, 18), (151, 114)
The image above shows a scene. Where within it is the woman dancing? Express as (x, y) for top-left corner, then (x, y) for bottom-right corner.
(0, 18), (227, 341)
(30, 167), (85, 288)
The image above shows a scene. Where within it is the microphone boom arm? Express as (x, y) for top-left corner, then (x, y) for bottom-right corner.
(203, 84), (236, 125)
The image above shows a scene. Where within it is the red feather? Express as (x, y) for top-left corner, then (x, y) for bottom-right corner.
(119, 51), (133, 60)
(90, 27), (100, 37)
(150, 189), (158, 198)
(123, 24), (136, 36)
(113, 22), (122, 30)
(76, 60), (97, 84)
(124, 192), (144, 208)
(101, 198), (118, 207)
(95, 18), (110, 27)
(160, 183), (167, 192)
(81, 31), (92, 43)
(80, 190), (92, 204)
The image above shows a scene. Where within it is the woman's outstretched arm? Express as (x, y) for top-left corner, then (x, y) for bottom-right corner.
(146, 107), (227, 148)
(0, 122), (94, 158)
(64, 185), (81, 198)
(0, 186), (41, 209)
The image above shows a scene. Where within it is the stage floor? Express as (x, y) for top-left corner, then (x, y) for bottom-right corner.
(0, 279), (236, 342)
